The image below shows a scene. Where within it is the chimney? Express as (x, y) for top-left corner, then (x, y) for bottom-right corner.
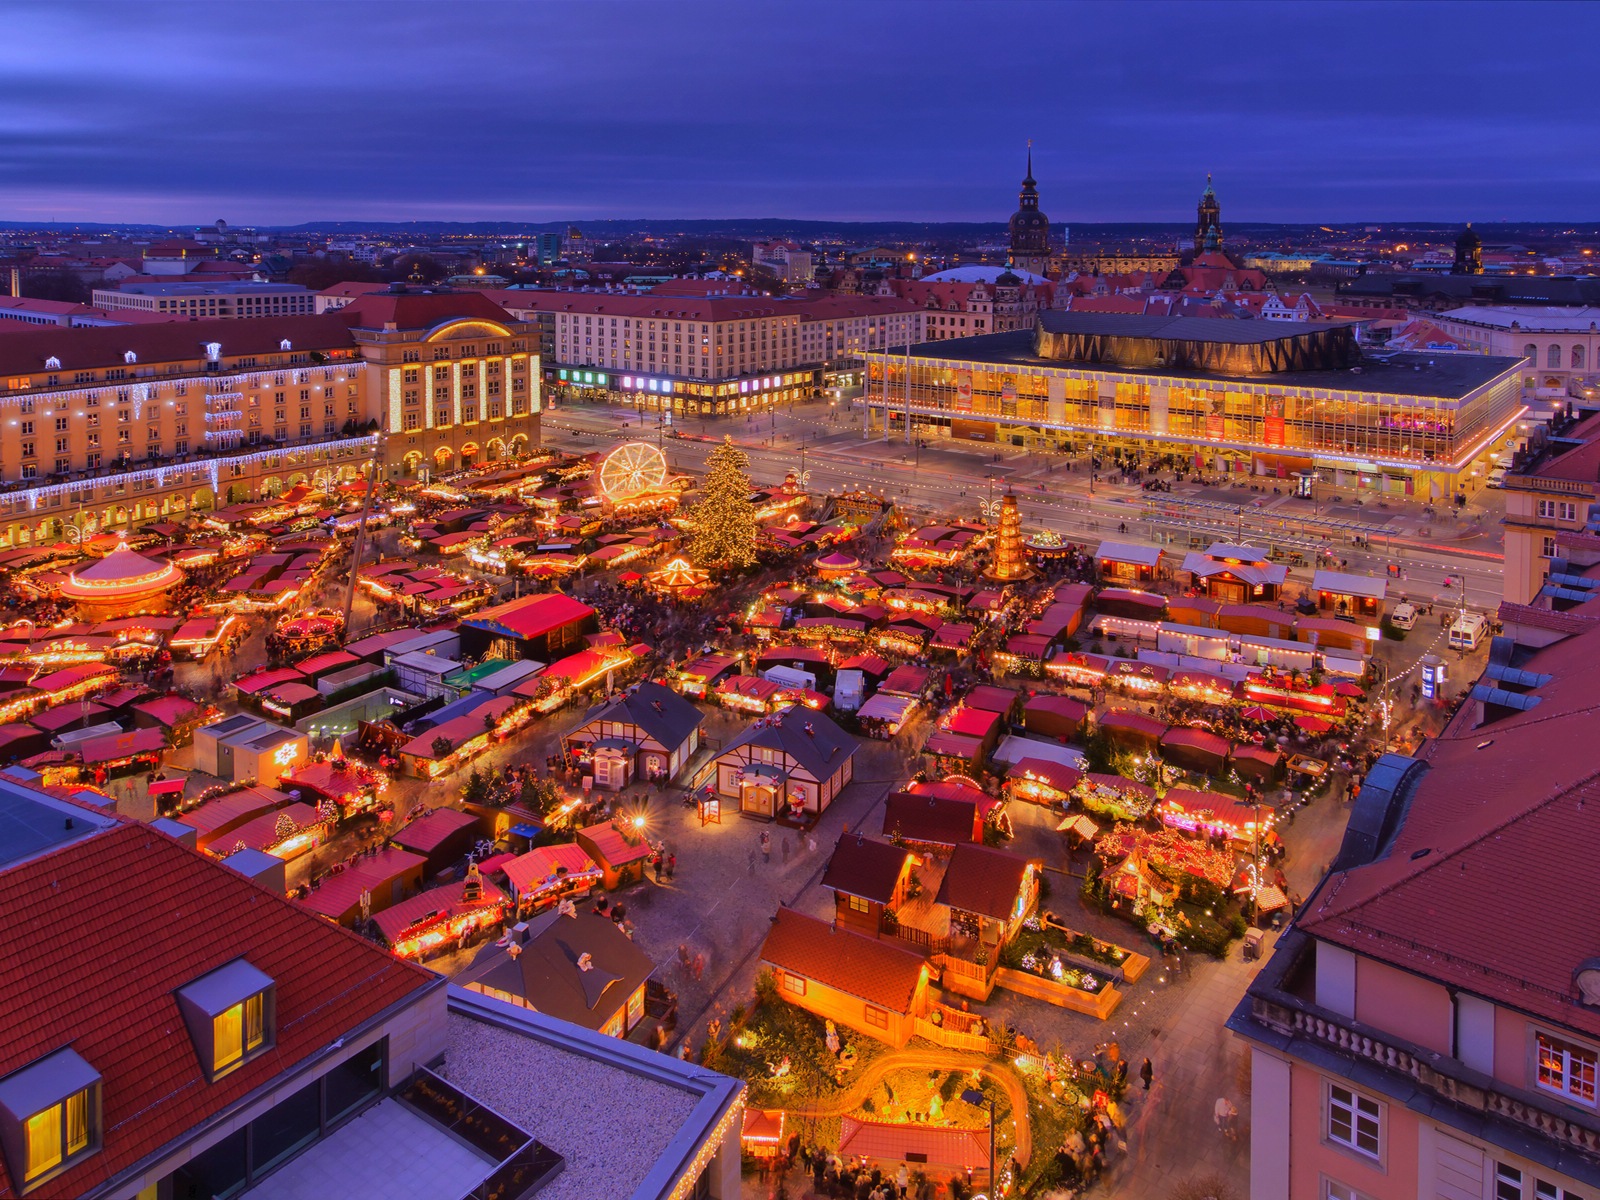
(510, 920), (531, 944)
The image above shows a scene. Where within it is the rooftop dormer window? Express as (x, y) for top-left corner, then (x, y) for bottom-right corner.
(176, 959), (275, 1082)
(0, 1049), (101, 1194)
(43, 357), (60, 371)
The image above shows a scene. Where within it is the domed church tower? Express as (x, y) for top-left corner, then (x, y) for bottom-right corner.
(1196, 174), (1223, 252)
(1452, 223), (1483, 275)
(1008, 146), (1051, 277)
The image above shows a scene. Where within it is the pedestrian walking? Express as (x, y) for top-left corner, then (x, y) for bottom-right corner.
(760, 830), (772, 861)
(1214, 1096), (1238, 1139)
(666, 853), (676, 879)
(1139, 1058), (1154, 1091)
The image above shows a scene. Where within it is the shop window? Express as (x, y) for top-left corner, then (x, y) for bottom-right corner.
(0, 1049), (100, 1194)
(176, 959), (275, 1081)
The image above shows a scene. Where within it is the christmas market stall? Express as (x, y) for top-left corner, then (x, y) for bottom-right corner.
(1231, 743), (1284, 787)
(390, 807), (480, 878)
(1157, 726), (1232, 776)
(1022, 693), (1088, 742)
(576, 818), (654, 890)
(1074, 772), (1158, 822)
(296, 847), (427, 928)
(500, 842), (603, 916)
(373, 865), (507, 962)
(279, 757), (386, 819)
(1097, 708), (1167, 752)
(1006, 757), (1082, 807)
(1159, 787), (1273, 849)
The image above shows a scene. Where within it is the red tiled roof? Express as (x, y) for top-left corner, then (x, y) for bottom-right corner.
(821, 834), (914, 903)
(1297, 618), (1600, 1039)
(882, 791), (981, 847)
(935, 843), (1034, 920)
(760, 908), (927, 1012)
(0, 314), (356, 378)
(0, 821), (431, 1198)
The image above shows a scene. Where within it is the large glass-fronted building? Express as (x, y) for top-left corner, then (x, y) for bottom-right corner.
(862, 313), (1526, 497)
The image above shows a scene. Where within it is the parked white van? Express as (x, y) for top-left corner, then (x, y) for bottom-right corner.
(1390, 602), (1418, 631)
(1448, 611), (1490, 651)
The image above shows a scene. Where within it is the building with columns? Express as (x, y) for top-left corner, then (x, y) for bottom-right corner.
(1432, 306), (1600, 405)
(0, 287), (540, 548)
(860, 313), (1526, 497)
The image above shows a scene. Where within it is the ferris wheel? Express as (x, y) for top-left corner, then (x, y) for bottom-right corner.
(599, 441), (669, 501)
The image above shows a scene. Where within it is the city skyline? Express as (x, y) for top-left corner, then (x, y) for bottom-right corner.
(8, 0), (1600, 226)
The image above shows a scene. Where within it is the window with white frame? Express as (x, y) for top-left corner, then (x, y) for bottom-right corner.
(1498, 1162), (1589, 1200)
(1536, 1181), (1584, 1200)
(1325, 1181), (1376, 1200)
(1325, 1083), (1381, 1159)
(1537, 500), (1579, 521)
(1537, 1032), (1598, 1105)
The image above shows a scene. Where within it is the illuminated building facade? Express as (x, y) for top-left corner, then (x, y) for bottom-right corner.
(862, 313), (1526, 497)
(0, 289), (540, 547)
(491, 289), (923, 416)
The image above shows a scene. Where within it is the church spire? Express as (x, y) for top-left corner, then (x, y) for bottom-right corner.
(1023, 140), (1035, 188)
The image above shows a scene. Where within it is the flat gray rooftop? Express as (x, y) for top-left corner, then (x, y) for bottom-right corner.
(241, 1098), (489, 1200)
(899, 329), (1524, 401)
(0, 782), (116, 870)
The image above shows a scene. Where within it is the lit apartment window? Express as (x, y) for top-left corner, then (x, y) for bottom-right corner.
(1537, 1032), (1597, 1105)
(0, 1048), (100, 1194)
(1325, 1083), (1381, 1159)
(176, 959), (275, 1081)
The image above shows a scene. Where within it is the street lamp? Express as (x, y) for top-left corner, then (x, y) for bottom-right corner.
(960, 1087), (995, 1198)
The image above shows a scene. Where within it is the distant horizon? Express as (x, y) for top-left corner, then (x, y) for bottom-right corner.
(0, 215), (1592, 237)
(7, 2), (1600, 226)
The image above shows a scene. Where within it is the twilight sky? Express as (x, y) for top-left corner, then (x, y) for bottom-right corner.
(6, 0), (1599, 226)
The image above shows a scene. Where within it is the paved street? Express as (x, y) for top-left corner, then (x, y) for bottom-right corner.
(544, 395), (1510, 614)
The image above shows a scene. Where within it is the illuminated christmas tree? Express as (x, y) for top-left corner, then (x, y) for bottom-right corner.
(688, 437), (758, 570)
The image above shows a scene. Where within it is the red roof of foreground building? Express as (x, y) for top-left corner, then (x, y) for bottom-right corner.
(1297, 618), (1600, 1040)
(0, 819), (431, 1198)
(760, 908), (927, 1012)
